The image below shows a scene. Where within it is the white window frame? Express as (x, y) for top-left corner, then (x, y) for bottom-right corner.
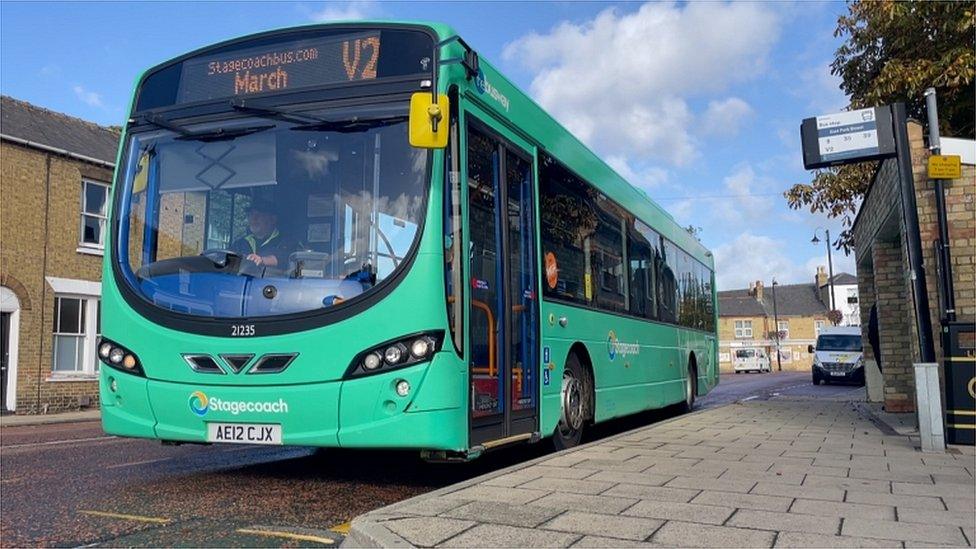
(79, 179), (109, 253)
(777, 320), (790, 340)
(734, 319), (753, 339)
(46, 277), (101, 381)
(815, 320), (826, 335)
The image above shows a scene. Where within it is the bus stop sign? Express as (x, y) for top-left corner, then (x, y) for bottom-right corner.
(800, 106), (896, 169)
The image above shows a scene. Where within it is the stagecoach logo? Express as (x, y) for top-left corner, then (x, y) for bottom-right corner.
(188, 391), (289, 416)
(607, 330), (640, 362)
(474, 69), (510, 112)
(189, 391), (209, 417)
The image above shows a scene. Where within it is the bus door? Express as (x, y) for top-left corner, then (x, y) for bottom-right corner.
(465, 120), (539, 446)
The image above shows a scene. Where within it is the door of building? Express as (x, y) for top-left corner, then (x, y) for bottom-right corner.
(1, 312), (10, 409)
(466, 120), (539, 447)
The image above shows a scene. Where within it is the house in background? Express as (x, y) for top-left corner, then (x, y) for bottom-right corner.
(1, 96), (119, 414)
(717, 270), (837, 373)
(816, 267), (861, 326)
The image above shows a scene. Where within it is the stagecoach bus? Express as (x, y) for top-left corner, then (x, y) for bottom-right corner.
(98, 21), (718, 459)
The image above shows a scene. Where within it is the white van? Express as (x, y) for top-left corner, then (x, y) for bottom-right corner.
(733, 347), (771, 374)
(810, 326), (864, 385)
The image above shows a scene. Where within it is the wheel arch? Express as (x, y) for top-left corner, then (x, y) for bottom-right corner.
(567, 342), (595, 422)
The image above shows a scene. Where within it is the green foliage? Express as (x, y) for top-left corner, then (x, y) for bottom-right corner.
(786, 1), (975, 250)
(827, 309), (844, 326)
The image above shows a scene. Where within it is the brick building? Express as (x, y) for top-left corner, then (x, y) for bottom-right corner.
(1, 96), (120, 414)
(851, 121), (975, 413)
(717, 273), (834, 372)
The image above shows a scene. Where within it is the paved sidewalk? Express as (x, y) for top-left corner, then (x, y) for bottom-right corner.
(0, 409), (100, 427)
(346, 400), (975, 548)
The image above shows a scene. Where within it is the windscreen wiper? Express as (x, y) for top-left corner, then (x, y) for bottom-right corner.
(138, 114), (274, 142)
(230, 98), (327, 125)
(291, 115), (408, 133)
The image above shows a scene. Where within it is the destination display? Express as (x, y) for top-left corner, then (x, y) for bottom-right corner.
(135, 28), (434, 111)
(178, 32), (382, 103)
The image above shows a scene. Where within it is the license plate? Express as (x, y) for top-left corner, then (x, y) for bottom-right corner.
(206, 423), (282, 445)
(830, 371), (846, 377)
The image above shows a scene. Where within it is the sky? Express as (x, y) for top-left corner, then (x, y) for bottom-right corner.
(0, 0), (859, 290)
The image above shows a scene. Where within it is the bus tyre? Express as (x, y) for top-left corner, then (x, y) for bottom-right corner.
(680, 362), (696, 413)
(553, 354), (588, 451)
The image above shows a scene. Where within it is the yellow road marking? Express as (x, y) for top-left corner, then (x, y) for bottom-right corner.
(329, 521), (352, 534)
(78, 510), (171, 524)
(237, 528), (335, 545)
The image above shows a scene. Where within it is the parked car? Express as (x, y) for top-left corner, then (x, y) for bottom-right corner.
(733, 348), (772, 373)
(810, 326), (864, 385)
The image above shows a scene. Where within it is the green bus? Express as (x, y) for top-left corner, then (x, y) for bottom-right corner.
(99, 21), (718, 459)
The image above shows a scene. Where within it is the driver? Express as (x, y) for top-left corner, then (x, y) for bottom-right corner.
(231, 199), (295, 267)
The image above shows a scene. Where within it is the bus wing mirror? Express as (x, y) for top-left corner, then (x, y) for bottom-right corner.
(409, 92), (449, 149)
(808, 344), (815, 353)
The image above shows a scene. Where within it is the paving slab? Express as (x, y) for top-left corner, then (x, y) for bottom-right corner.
(773, 532), (901, 547)
(650, 520), (776, 548)
(842, 517), (970, 545)
(727, 509), (841, 535)
(441, 501), (562, 529)
(345, 400), (976, 548)
(381, 517), (475, 547)
(539, 511), (664, 541)
(622, 500), (735, 525)
(569, 535), (658, 547)
(439, 524), (579, 548)
(690, 490), (793, 512)
(789, 498), (896, 521)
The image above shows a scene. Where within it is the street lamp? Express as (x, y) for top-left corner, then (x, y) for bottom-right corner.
(771, 278), (782, 372)
(811, 227), (835, 311)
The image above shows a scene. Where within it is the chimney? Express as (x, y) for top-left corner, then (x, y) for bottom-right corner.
(753, 280), (764, 301)
(816, 265), (828, 288)
(816, 266), (830, 307)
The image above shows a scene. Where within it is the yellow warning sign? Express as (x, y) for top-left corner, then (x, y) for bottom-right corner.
(928, 155), (962, 180)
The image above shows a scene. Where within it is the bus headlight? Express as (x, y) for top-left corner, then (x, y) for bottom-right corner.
(97, 337), (144, 376)
(363, 352), (382, 371)
(109, 348), (125, 364)
(346, 332), (443, 378)
(384, 345), (404, 364)
(410, 338), (431, 359)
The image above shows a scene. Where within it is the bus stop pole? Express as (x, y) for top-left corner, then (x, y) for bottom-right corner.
(923, 88), (956, 323)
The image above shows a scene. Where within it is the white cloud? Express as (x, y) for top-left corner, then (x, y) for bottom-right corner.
(713, 232), (857, 291)
(714, 233), (802, 290)
(794, 63), (848, 115)
(311, 0), (381, 21)
(503, 2), (780, 166)
(605, 155), (669, 191)
(72, 85), (105, 108)
(700, 97), (753, 137)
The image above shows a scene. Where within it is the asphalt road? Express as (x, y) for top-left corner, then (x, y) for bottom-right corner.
(0, 372), (863, 547)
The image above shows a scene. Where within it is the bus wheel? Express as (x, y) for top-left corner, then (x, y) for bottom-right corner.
(554, 354), (587, 450)
(680, 361), (697, 413)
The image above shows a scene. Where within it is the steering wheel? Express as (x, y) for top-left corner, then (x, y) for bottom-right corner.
(200, 248), (241, 268)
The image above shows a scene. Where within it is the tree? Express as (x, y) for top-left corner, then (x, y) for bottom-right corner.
(685, 225), (702, 241)
(786, 1), (975, 250)
(827, 309), (844, 326)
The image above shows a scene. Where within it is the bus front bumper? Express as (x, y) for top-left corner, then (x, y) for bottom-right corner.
(99, 354), (465, 450)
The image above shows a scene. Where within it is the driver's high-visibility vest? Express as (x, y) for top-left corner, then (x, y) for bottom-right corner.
(244, 229), (280, 255)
